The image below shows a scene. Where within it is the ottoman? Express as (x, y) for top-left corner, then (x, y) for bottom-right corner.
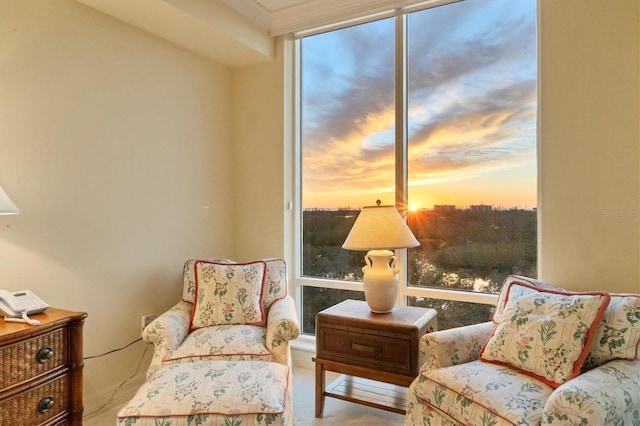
(117, 360), (292, 425)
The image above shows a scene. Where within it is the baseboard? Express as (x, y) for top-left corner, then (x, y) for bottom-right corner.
(291, 336), (316, 370)
(83, 372), (146, 419)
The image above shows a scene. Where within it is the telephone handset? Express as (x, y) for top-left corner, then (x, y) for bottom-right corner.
(0, 289), (49, 325)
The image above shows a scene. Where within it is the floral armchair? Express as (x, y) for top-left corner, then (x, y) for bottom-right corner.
(406, 275), (640, 426)
(142, 258), (300, 379)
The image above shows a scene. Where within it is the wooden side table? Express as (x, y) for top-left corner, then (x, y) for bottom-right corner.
(313, 299), (437, 417)
(0, 307), (87, 426)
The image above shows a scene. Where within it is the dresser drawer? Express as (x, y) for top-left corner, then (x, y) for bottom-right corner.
(0, 373), (68, 426)
(0, 328), (67, 390)
(318, 326), (412, 373)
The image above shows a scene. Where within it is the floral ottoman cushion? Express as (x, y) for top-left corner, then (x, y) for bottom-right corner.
(117, 360), (291, 426)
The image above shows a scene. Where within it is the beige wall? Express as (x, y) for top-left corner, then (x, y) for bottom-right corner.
(0, 0), (235, 404)
(538, 0), (640, 293)
(232, 38), (289, 262)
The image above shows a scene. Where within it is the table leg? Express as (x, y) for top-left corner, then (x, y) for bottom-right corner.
(315, 361), (325, 418)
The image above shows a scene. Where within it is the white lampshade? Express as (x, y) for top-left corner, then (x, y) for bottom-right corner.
(342, 204), (419, 251)
(0, 184), (20, 215)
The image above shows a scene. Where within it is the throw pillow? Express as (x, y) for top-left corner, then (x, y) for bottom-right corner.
(480, 283), (610, 388)
(582, 293), (640, 370)
(182, 258), (234, 303)
(493, 275), (564, 323)
(190, 260), (266, 330)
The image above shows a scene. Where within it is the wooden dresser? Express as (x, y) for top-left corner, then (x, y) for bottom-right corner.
(314, 299), (437, 416)
(0, 308), (87, 426)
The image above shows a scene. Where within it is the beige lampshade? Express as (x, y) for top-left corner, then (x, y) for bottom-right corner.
(342, 205), (419, 251)
(0, 184), (20, 215)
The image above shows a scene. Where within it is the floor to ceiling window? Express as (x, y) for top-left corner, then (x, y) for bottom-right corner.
(296, 0), (537, 334)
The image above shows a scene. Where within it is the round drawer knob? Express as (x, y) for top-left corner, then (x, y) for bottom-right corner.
(38, 396), (55, 413)
(37, 347), (54, 363)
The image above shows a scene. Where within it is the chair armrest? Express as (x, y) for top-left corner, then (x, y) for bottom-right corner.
(419, 321), (496, 370)
(266, 296), (300, 365)
(266, 296), (300, 347)
(543, 358), (640, 425)
(142, 300), (191, 346)
(142, 300), (192, 378)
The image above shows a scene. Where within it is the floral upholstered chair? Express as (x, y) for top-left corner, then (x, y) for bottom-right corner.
(117, 258), (300, 425)
(405, 275), (640, 426)
(142, 258), (300, 378)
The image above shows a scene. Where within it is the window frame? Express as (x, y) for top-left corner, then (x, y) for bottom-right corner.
(290, 1), (539, 336)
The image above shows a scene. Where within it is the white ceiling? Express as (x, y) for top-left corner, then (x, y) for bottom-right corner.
(76, 0), (446, 67)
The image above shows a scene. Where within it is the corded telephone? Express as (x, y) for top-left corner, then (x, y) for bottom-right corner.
(0, 289), (49, 325)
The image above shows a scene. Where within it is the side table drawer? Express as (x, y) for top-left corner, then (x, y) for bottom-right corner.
(0, 328), (67, 390)
(318, 326), (412, 374)
(0, 373), (69, 425)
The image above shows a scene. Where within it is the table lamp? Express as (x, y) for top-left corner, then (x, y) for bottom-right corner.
(0, 184), (19, 215)
(342, 200), (419, 313)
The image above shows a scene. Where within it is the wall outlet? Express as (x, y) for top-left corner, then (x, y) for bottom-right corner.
(140, 314), (156, 334)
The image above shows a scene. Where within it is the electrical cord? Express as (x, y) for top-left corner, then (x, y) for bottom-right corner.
(82, 337), (148, 418)
(83, 337), (142, 360)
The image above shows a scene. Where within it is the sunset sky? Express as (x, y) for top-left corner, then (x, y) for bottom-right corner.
(301, 0), (537, 210)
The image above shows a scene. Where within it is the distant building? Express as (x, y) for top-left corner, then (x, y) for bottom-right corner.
(469, 204), (493, 212)
(434, 204), (457, 213)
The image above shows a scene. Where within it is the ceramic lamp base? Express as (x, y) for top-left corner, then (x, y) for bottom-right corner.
(362, 249), (399, 313)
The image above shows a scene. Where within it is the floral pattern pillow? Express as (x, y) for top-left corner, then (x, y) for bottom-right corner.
(481, 284), (610, 387)
(582, 293), (640, 370)
(190, 260), (266, 330)
(493, 276), (564, 323)
(183, 258), (288, 317)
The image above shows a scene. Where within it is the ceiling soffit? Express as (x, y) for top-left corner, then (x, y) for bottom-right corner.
(75, 0), (274, 67)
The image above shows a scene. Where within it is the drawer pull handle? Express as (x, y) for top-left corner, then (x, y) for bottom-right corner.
(350, 342), (382, 356)
(38, 396), (55, 413)
(37, 347), (54, 363)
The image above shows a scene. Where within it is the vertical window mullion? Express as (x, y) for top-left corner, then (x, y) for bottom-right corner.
(293, 38), (303, 313)
(395, 14), (409, 303)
